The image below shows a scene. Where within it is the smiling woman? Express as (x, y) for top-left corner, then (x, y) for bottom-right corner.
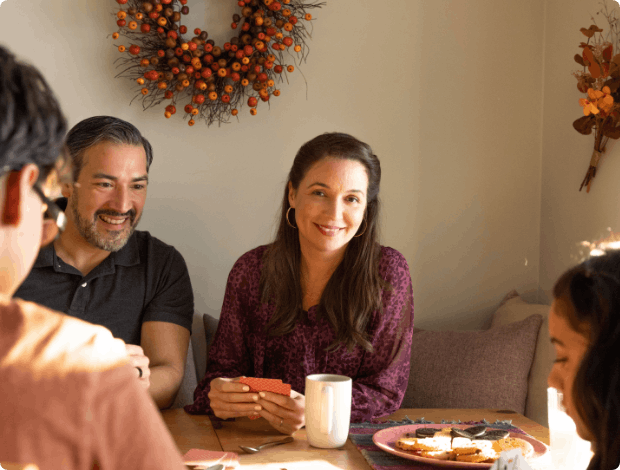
(548, 248), (620, 470)
(186, 132), (414, 434)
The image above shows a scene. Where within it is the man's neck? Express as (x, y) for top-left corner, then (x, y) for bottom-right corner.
(53, 226), (111, 277)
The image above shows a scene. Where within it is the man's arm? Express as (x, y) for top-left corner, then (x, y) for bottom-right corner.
(140, 321), (190, 409)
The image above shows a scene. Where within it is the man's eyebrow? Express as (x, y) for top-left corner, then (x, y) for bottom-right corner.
(92, 173), (149, 183)
(307, 182), (365, 194)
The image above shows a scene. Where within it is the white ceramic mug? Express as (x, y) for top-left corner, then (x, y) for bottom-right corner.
(547, 387), (593, 470)
(305, 374), (352, 448)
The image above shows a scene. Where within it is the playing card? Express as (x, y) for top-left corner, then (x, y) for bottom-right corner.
(239, 377), (291, 420)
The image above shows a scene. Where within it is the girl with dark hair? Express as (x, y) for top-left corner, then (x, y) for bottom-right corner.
(548, 248), (620, 470)
(186, 133), (414, 434)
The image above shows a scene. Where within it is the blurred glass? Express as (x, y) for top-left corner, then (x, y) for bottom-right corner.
(547, 387), (593, 470)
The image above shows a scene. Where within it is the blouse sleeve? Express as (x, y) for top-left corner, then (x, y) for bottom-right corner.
(184, 252), (256, 415)
(350, 248), (414, 422)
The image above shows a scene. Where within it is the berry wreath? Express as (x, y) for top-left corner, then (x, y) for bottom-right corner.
(112, 0), (324, 126)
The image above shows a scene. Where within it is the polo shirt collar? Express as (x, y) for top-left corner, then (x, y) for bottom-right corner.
(32, 230), (141, 271)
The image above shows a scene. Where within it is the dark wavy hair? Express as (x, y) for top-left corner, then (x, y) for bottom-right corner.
(0, 45), (67, 180)
(553, 249), (620, 470)
(65, 116), (153, 181)
(260, 132), (386, 353)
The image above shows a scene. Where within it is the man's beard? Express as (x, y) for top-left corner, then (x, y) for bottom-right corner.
(69, 191), (141, 252)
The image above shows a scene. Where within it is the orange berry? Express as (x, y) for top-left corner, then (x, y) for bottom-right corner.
(255, 17), (263, 26)
(287, 65), (294, 72)
(250, 108), (257, 115)
(231, 109), (238, 116)
(164, 111), (172, 118)
(141, 88), (149, 95)
(117, 11), (127, 19)
(182, 79), (190, 87)
(191, 108), (199, 116)
(128, 21), (138, 30)
(284, 23), (293, 31)
(275, 32), (283, 39)
(241, 79), (249, 86)
(188, 119), (195, 126)
(140, 58), (150, 67)
(181, 43), (189, 50)
(273, 89), (281, 96)
(157, 81), (168, 89)
(294, 45), (301, 52)
(112, 32), (120, 39)
(135, 12), (144, 20)
(267, 79), (275, 87)
(157, 17), (167, 26)
(282, 9), (291, 16)
(242, 57), (250, 65)
(304, 13), (312, 20)
(137, 78), (145, 85)
(224, 85), (233, 93)
(118, 45), (126, 52)
(208, 91), (218, 100)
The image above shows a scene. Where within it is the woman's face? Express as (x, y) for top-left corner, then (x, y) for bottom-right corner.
(288, 157), (368, 260)
(548, 298), (593, 441)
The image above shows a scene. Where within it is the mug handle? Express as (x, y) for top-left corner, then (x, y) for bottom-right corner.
(320, 385), (333, 435)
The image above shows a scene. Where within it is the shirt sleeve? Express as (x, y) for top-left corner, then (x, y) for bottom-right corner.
(184, 252), (255, 415)
(350, 248), (414, 422)
(91, 364), (187, 470)
(142, 244), (194, 334)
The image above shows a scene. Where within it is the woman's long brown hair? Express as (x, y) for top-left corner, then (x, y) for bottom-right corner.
(553, 250), (620, 470)
(260, 132), (386, 353)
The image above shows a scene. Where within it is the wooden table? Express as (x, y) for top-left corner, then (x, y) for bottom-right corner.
(162, 408), (550, 469)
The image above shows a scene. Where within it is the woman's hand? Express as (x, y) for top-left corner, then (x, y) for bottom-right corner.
(256, 390), (305, 435)
(208, 377), (262, 419)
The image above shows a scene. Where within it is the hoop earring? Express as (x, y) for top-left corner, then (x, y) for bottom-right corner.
(286, 207), (297, 229)
(354, 218), (367, 238)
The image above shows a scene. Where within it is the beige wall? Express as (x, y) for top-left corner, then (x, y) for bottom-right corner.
(539, 0), (620, 301)
(0, 0), (545, 330)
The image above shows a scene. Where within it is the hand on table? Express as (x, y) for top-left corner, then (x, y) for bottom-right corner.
(209, 376), (264, 419)
(125, 344), (151, 389)
(257, 390), (305, 435)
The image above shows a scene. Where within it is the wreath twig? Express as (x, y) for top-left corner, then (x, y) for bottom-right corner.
(112, 0), (324, 126)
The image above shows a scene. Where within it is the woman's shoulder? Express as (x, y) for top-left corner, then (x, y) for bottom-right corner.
(231, 245), (270, 271)
(378, 246), (411, 284)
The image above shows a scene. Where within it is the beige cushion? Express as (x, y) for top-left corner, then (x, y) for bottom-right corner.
(491, 291), (553, 426)
(401, 314), (542, 415)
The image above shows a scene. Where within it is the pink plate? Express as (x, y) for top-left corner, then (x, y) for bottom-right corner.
(372, 423), (548, 468)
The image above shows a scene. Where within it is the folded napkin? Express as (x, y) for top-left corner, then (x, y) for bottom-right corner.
(490, 449), (534, 470)
(182, 449), (239, 468)
(239, 377), (291, 420)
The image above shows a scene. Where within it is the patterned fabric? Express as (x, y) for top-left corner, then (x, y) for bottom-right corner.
(185, 244), (414, 422)
(349, 417), (524, 470)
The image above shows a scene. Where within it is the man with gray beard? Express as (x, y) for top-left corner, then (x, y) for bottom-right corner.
(15, 116), (194, 410)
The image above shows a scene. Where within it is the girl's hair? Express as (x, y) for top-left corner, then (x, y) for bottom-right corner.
(260, 132), (386, 352)
(553, 249), (620, 470)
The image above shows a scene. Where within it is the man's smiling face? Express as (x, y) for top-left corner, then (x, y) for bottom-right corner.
(65, 141), (148, 252)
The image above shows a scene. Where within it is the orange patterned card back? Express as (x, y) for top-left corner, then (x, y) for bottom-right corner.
(239, 377), (291, 419)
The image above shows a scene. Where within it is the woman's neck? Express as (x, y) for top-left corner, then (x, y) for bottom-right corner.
(299, 244), (346, 310)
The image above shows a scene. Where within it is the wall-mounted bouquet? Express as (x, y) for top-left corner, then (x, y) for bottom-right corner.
(573, 3), (620, 192)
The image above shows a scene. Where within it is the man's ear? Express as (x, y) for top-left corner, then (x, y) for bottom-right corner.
(1, 164), (39, 226)
(287, 181), (295, 208)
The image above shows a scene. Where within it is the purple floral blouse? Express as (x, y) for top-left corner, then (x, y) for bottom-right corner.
(185, 245), (414, 422)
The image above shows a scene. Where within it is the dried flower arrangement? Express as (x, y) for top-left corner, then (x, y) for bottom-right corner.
(573, 2), (620, 191)
(111, 0), (324, 126)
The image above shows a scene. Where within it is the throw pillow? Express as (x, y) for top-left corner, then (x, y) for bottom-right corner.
(401, 314), (543, 414)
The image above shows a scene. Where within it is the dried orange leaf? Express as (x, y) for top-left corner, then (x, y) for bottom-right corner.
(573, 115), (596, 135)
(604, 45), (613, 62)
(581, 27), (596, 38)
(575, 54), (586, 66)
(602, 122), (620, 139)
(589, 24), (604, 33)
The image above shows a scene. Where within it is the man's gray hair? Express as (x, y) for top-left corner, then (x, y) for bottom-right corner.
(65, 116), (153, 181)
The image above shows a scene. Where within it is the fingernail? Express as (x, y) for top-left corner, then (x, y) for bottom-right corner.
(243, 386), (250, 392)
(259, 392), (265, 398)
(253, 411), (259, 415)
(255, 406), (261, 411)
(252, 395), (259, 401)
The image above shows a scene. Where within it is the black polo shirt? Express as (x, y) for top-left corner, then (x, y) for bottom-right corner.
(15, 230), (194, 345)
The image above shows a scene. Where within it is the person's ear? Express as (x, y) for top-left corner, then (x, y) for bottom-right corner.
(1, 164), (39, 226)
(287, 181), (296, 209)
(40, 219), (59, 247)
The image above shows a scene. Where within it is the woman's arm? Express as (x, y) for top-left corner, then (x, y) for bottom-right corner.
(184, 252), (258, 415)
(350, 248), (414, 422)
